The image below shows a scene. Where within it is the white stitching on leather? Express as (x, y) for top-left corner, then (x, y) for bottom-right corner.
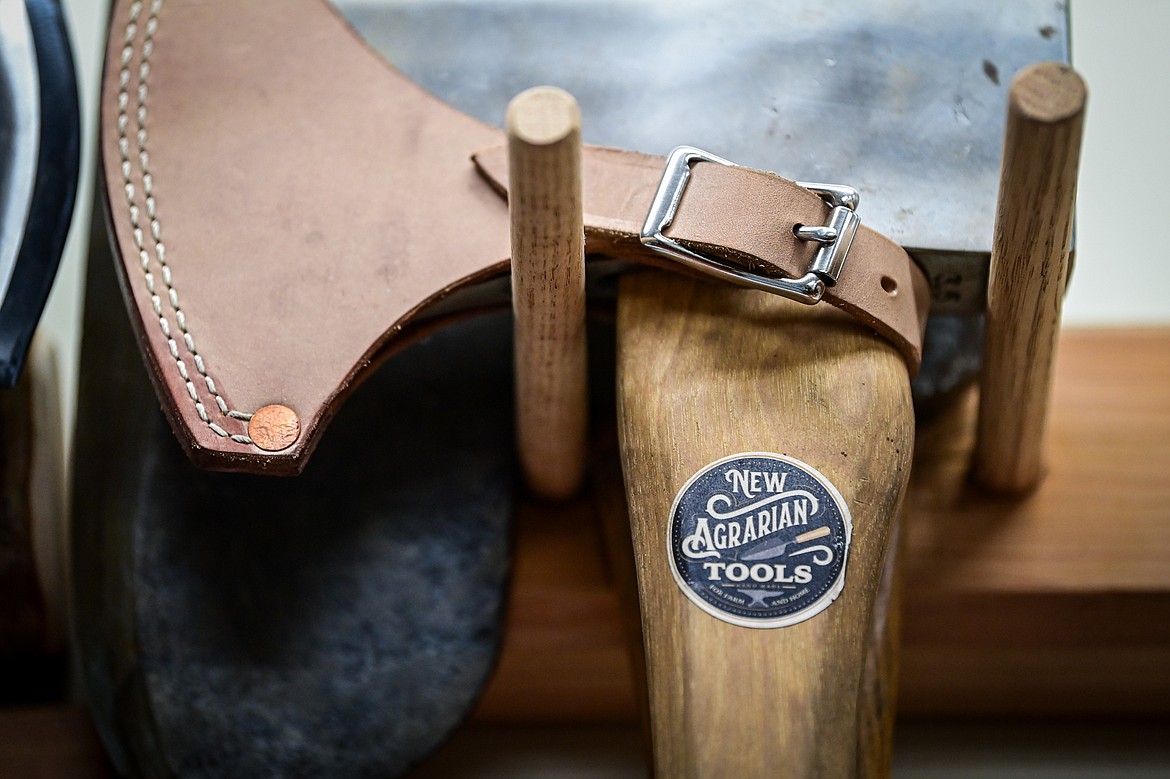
(118, 0), (254, 446)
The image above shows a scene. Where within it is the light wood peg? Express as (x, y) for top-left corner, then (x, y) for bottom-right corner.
(973, 62), (1087, 494)
(507, 86), (588, 501)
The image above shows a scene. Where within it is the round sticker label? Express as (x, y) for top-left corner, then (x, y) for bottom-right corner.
(667, 452), (851, 628)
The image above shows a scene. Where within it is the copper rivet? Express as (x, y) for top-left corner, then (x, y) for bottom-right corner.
(248, 404), (300, 452)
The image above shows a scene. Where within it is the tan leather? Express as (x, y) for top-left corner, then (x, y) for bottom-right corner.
(101, 0), (929, 474)
(103, 0), (509, 474)
(473, 146), (930, 372)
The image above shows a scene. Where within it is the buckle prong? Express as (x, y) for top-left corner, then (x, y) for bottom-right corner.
(794, 224), (839, 244)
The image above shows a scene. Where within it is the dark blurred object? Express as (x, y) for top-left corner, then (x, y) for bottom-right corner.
(0, 0), (77, 705)
(0, 0), (80, 387)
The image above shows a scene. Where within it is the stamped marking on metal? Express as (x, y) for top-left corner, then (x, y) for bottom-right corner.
(667, 452), (852, 628)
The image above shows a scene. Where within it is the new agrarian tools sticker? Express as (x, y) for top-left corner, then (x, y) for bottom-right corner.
(667, 453), (851, 628)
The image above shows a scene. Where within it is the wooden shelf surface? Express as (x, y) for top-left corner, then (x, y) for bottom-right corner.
(1, 328), (1166, 778)
(0, 705), (115, 779)
(476, 327), (1170, 721)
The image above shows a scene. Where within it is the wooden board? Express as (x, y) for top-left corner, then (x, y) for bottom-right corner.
(901, 326), (1170, 715)
(4, 329), (1165, 779)
(474, 326), (1170, 720)
(0, 706), (115, 779)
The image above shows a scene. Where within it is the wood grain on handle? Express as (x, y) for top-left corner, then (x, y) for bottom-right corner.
(617, 271), (913, 777)
(507, 87), (588, 500)
(973, 62), (1086, 494)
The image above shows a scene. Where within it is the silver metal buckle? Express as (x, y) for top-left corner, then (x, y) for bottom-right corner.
(640, 146), (861, 305)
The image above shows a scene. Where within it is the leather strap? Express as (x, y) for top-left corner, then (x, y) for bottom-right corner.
(473, 146), (929, 373)
(100, 0), (928, 474)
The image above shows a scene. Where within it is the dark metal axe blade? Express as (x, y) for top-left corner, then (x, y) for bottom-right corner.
(336, 0), (1070, 403)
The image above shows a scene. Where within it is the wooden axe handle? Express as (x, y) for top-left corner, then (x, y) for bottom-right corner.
(616, 272), (913, 776)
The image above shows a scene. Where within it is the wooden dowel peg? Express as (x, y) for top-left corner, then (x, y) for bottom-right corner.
(507, 86), (588, 501)
(973, 62), (1087, 494)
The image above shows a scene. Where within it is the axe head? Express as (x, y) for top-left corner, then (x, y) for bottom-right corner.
(335, 0), (1071, 403)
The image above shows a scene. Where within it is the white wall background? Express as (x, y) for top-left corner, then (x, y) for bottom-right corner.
(1063, 0), (1170, 325)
